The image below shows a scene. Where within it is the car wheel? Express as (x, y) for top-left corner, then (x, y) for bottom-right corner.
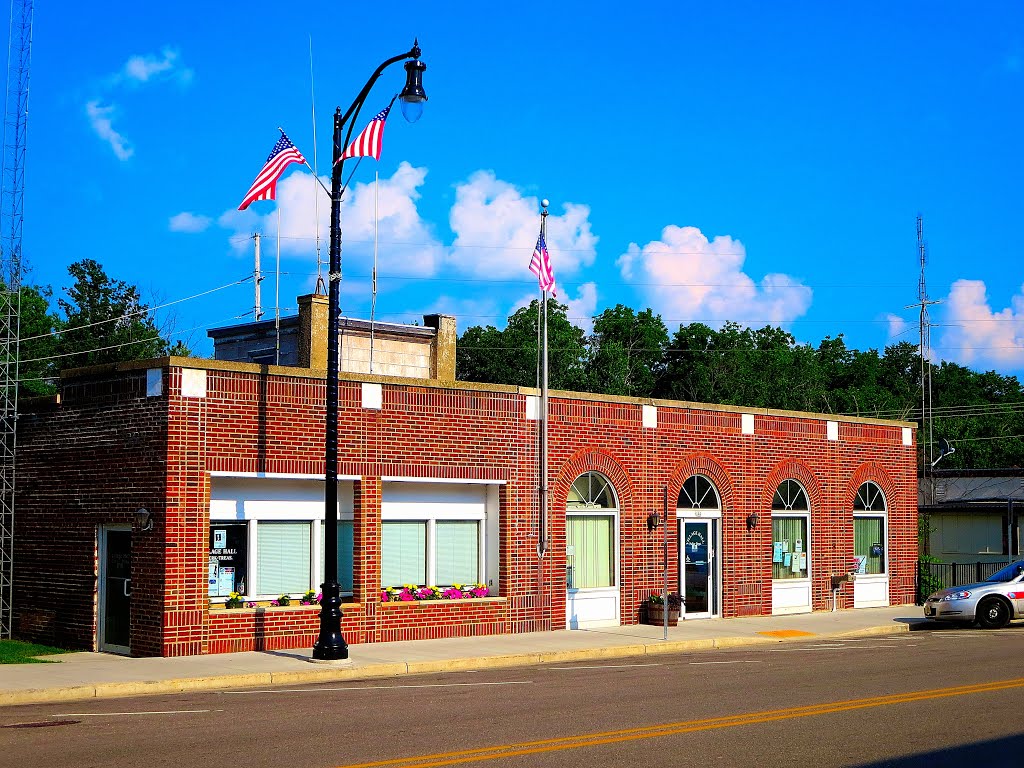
(976, 598), (1011, 629)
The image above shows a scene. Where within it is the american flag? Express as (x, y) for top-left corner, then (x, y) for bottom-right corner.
(338, 104), (391, 163)
(529, 233), (557, 295)
(238, 131), (307, 211)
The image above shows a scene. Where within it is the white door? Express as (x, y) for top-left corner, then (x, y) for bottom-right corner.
(680, 519), (718, 619)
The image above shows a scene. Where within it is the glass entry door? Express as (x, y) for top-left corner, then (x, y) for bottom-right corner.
(99, 527), (131, 654)
(680, 519), (717, 619)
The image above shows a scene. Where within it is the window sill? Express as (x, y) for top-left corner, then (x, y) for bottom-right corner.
(379, 597), (507, 608)
(210, 602), (361, 612)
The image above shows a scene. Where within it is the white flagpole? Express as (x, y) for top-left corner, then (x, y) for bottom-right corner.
(309, 36), (325, 293)
(539, 201), (550, 558)
(370, 170), (378, 373)
(275, 206), (282, 365)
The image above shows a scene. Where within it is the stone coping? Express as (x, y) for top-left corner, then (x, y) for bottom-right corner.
(54, 355), (914, 429)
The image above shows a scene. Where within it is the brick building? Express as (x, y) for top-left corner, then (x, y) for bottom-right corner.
(14, 298), (917, 657)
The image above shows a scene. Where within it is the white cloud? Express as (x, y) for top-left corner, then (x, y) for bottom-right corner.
(617, 225), (812, 327)
(87, 47), (191, 158)
(938, 279), (1024, 368)
(86, 100), (133, 160)
(448, 171), (598, 279)
(885, 312), (912, 341)
(169, 212), (212, 233)
(510, 281), (599, 335)
(220, 162), (443, 279)
(122, 47), (192, 85)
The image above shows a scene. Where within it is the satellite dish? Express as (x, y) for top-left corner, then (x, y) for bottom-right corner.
(931, 438), (956, 467)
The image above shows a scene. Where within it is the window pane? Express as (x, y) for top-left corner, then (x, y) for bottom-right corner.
(854, 517), (885, 574)
(772, 516), (809, 580)
(257, 522), (311, 595)
(320, 521), (354, 593)
(567, 514), (614, 588)
(435, 521), (479, 586)
(209, 522), (249, 596)
(381, 521), (426, 587)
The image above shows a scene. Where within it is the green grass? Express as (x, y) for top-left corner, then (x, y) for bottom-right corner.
(0, 639), (70, 664)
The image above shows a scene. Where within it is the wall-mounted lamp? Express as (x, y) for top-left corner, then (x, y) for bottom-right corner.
(647, 513), (660, 531)
(745, 512), (759, 531)
(135, 507), (154, 532)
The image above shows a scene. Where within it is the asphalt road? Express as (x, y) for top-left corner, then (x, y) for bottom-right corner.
(2, 624), (1023, 768)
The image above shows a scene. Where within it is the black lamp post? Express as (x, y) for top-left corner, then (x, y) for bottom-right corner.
(313, 42), (427, 661)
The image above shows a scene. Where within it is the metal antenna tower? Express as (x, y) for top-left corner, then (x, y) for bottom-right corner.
(908, 215), (941, 500)
(0, 0), (33, 639)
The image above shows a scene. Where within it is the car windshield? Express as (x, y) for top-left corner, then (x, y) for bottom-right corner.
(985, 561), (1024, 583)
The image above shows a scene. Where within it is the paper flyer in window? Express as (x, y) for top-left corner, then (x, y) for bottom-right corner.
(792, 554), (801, 574)
(773, 542), (784, 563)
(794, 539), (803, 553)
(783, 553), (792, 567)
(799, 552), (807, 570)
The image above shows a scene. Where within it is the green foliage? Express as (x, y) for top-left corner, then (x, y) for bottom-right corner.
(0, 639), (69, 664)
(457, 298), (586, 391)
(11, 260), (193, 397)
(458, 303), (1024, 470)
(586, 305), (668, 396)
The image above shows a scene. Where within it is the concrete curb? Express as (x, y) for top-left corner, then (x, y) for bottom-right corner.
(0, 623), (909, 708)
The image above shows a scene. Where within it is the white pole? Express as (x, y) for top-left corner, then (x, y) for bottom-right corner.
(253, 233), (263, 321)
(370, 170), (378, 373)
(539, 203), (550, 558)
(309, 36), (324, 292)
(275, 207), (281, 365)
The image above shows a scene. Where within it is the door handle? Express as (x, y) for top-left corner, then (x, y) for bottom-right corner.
(123, 578), (132, 598)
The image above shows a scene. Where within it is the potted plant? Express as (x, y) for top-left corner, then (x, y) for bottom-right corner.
(646, 592), (682, 626)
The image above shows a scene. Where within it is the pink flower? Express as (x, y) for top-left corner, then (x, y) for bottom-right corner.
(270, 600), (280, 607)
(380, 590), (389, 602)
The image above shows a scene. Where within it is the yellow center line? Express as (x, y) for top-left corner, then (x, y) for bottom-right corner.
(334, 676), (1024, 768)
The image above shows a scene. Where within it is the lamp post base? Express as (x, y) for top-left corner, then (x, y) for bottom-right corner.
(312, 581), (349, 660)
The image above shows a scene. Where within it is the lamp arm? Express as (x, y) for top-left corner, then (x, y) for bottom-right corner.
(333, 45), (421, 170)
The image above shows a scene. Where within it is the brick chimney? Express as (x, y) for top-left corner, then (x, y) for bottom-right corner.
(297, 293), (329, 369)
(423, 314), (457, 381)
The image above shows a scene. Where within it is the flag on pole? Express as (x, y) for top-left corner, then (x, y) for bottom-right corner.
(238, 131), (307, 210)
(529, 233), (557, 295)
(338, 104), (391, 163)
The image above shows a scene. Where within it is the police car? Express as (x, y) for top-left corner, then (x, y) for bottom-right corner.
(923, 560), (1024, 629)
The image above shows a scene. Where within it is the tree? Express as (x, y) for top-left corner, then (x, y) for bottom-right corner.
(16, 284), (60, 396)
(585, 305), (668, 397)
(457, 299), (587, 391)
(55, 259), (190, 370)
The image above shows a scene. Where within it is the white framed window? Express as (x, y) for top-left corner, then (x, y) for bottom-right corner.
(853, 481), (887, 575)
(380, 482), (492, 589)
(209, 477), (354, 601)
(771, 479), (810, 581)
(566, 472), (618, 590)
(677, 475), (721, 511)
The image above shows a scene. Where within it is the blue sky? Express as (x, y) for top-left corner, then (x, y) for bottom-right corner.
(16, 2), (1024, 373)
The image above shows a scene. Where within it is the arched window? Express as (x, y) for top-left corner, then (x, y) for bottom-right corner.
(567, 472), (616, 510)
(772, 479), (809, 511)
(566, 472), (617, 590)
(677, 475), (721, 510)
(771, 480), (810, 580)
(853, 481), (886, 575)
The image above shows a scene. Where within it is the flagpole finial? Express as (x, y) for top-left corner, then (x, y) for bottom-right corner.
(541, 198), (549, 216)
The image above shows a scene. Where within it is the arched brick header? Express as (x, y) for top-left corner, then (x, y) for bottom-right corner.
(553, 448), (634, 512)
(761, 459), (822, 510)
(666, 453), (736, 511)
(845, 462), (896, 509)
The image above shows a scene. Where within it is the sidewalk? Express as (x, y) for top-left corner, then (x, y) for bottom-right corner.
(0, 605), (926, 707)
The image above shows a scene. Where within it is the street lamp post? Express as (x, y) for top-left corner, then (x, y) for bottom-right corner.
(313, 43), (427, 661)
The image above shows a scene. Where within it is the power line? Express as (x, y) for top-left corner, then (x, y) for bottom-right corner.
(20, 275), (253, 342)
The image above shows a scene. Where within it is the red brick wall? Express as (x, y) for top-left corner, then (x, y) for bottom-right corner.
(16, 362), (917, 656)
(14, 369), (168, 655)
